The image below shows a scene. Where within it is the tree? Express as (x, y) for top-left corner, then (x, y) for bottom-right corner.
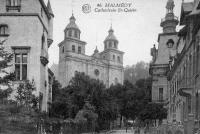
(124, 61), (149, 85)
(0, 45), (15, 103)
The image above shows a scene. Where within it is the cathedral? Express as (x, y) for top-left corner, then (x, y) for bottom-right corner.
(58, 14), (124, 88)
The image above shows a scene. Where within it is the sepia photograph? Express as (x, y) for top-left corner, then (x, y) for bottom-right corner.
(0, 0), (200, 134)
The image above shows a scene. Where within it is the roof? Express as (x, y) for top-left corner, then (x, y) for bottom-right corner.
(38, 0), (51, 19)
(47, 0), (54, 17)
(104, 27), (118, 42)
(187, 1), (200, 17)
(182, 2), (193, 12)
(180, 2), (193, 25)
(65, 15), (80, 31)
(198, 1), (200, 9)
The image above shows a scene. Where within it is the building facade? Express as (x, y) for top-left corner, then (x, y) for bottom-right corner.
(0, 0), (54, 112)
(167, 0), (200, 134)
(58, 15), (124, 88)
(150, 0), (200, 134)
(150, 0), (179, 103)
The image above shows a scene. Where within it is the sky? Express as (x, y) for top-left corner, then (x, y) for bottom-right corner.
(47, 0), (193, 67)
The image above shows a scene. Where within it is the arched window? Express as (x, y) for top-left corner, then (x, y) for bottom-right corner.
(74, 30), (78, 38)
(113, 55), (115, 61)
(78, 46), (81, 54)
(117, 56), (120, 62)
(0, 24), (9, 36)
(114, 78), (118, 85)
(72, 45), (75, 52)
(109, 42), (112, 48)
(114, 42), (117, 48)
(68, 30), (72, 37)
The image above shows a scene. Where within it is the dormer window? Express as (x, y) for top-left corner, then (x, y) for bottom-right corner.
(0, 24), (9, 36)
(6, 0), (21, 12)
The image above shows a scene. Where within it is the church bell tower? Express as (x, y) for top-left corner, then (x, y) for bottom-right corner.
(160, 0), (179, 33)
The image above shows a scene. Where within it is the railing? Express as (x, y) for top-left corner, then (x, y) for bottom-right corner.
(6, 0), (21, 12)
(161, 16), (179, 23)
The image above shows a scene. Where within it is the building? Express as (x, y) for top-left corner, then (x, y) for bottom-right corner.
(0, 0), (54, 112)
(149, 0), (179, 103)
(58, 14), (124, 88)
(167, 0), (200, 134)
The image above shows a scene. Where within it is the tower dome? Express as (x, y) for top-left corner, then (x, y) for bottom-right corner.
(160, 0), (179, 33)
(104, 26), (118, 50)
(64, 14), (81, 39)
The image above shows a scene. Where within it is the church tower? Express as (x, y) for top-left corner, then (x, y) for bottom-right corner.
(58, 14), (86, 86)
(61, 14), (86, 54)
(101, 26), (124, 65)
(160, 0), (179, 33)
(150, 0), (179, 103)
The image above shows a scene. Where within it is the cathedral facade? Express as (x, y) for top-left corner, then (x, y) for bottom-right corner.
(58, 15), (124, 88)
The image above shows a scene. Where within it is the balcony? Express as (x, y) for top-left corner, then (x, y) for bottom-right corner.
(40, 50), (49, 66)
(160, 13), (179, 27)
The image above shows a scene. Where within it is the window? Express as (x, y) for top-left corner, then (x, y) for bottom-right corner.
(109, 42), (112, 48)
(72, 45), (75, 52)
(94, 69), (100, 76)
(39, 92), (43, 111)
(159, 88), (163, 101)
(188, 96), (192, 114)
(113, 55), (115, 61)
(62, 46), (64, 53)
(115, 78), (118, 85)
(6, 0), (21, 12)
(197, 44), (199, 73)
(167, 39), (174, 48)
(68, 30), (72, 37)
(41, 34), (45, 49)
(114, 42), (117, 48)
(41, 8), (43, 17)
(118, 56), (120, 62)
(15, 53), (28, 80)
(7, 0), (21, 6)
(0, 25), (9, 36)
(78, 46), (81, 54)
(75, 31), (78, 38)
(195, 93), (198, 119)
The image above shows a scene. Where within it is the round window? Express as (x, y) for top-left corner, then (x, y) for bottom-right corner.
(94, 69), (100, 76)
